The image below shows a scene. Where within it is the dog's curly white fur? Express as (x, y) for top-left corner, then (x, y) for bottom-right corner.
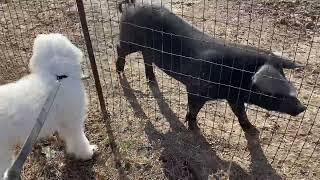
(0, 33), (96, 176)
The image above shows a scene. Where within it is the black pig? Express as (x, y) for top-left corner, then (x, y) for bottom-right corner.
(116, 1), (306, 135)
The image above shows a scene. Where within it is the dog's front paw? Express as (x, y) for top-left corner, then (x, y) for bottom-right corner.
(3, 169), (9, 180)
(90, 144), (98, 154)
(78, 144), (98, 160)
(2, 168), (20, 180)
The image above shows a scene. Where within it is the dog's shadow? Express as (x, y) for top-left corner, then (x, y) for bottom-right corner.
(27, 99), (129, 180)
(119, 75), (282, 180)
(60, 155), (97, 180)
(21, 139), (96, 180)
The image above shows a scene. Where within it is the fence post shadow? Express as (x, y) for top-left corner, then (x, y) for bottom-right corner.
(119, 75), (254, 179)
(103, 112), (130, 180)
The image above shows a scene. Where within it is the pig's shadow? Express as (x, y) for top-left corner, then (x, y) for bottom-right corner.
(119, 75), (282, 180)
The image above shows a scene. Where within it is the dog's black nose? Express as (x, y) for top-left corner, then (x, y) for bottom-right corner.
(56, 75), (68, 80)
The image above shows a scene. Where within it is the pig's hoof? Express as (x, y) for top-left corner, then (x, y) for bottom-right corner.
(245, 127), (260, 136)
(147, 79), (156, 85)
(188, 121), (199, 131)
(146, 75), (156, 84)
(116, 67), (124, 74)
(115, 60), (125, 73)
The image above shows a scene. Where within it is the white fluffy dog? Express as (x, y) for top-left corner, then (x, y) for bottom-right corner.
(0, 33), (97, 176)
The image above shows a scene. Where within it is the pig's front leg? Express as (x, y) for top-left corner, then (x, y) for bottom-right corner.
(186, 94), (206, 130)
(116, 44), (126, 73)
(228, 101), (259, 135)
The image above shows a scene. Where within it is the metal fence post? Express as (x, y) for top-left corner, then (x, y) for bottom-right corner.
(76, 0), (109, 119)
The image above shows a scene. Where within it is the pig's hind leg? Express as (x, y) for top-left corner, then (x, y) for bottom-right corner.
(228, 101), (259, 135)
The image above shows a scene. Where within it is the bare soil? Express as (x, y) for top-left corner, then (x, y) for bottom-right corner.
(0, 0), (319, 179)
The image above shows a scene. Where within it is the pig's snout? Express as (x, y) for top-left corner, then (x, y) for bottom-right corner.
(278, 97), (306, 116)
(289, 104), (306, 116)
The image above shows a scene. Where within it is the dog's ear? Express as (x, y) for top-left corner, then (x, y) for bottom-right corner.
(57, 34), (84, 63)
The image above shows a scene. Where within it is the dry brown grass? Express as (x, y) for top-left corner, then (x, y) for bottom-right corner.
(0, 0), (319, 179)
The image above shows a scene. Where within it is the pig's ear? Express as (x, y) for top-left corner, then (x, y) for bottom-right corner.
(271, 51), (303, 69)
(252, 64), (295, 96)
(281, 59), (303, 69)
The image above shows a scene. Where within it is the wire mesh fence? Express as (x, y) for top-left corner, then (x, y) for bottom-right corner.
(0, 0), (319, 179)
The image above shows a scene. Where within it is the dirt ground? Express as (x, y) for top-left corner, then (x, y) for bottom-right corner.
(0, 0), (320, 179)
